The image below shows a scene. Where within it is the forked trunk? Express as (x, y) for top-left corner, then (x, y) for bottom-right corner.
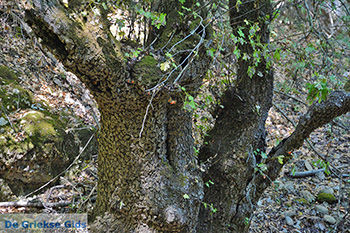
(22, 0), (350, 232)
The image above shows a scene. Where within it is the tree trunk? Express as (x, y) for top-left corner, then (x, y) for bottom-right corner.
(23, 0), (210, 231)
(95, 92), (204, 232)
(197, 0), (274, 231)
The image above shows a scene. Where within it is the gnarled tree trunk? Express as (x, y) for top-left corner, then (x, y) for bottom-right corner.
(24, 0), (210, 231)
(197, 0), (274, 231)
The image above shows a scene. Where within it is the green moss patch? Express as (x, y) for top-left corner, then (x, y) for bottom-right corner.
(317, 193), (337, 204)
(0, 65), (18, 84)
(21, 110), (57, 138)
(0, 109), (63, 159)
(133, 55), (162, 88)
(294, 198), (309, 205)
(0, 66), (33, 113)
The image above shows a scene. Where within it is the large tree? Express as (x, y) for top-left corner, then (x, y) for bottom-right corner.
(13, 0), (349, 232)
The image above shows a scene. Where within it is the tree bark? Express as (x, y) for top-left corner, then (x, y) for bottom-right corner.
(23, 0), (210, 231)
(197, 0), (274, 231)
(95, 95), (204, 232)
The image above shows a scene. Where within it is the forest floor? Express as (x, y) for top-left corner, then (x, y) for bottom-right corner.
(249, 75), (350, 232)
(0, 5), (349, 233)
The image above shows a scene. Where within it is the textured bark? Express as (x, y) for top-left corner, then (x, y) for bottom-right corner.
(197, 1), (350, 232)
(95, 94), (204, 232)
(197, 0), (274, 232)
(23, 0), (209, 232)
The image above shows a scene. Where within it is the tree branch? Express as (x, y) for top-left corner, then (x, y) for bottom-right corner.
(22, 0), (125, 95)
(0, 199), (70, 208)
(288, 168), (325, 178)
(272, 91), (349, 156)
(261, 91), (350, 189)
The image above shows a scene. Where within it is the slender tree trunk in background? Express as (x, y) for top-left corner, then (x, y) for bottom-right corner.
(18, 0), (350, 232)
(197, 0), (274, 232)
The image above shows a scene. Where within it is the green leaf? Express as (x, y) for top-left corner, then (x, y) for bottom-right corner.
(188, 100), (196, 109)
(203, 202), (207, 208)
(182, 6), (192, 11)
(238, 28), (245, 38)
(247, 66), (255, 78)
(62, 0), (69, 8)
(205, 179), (214, 187)
(244, 217), (250, 225)
(210, 204), (217, 213)
(233, 48), (241, 58)
(305, 44), (315, 53)
(160, 61), (171, 71)
(144, 11), (152, 18)
(257, 163), (267, 171)
(235, 0), (242, 10)
(273, 49), (281, 61)
(207, 48), (215, 58)
(277, 155), (284, 164)
(102, 2), (108, 10)
(291, 166), (296, 176)
(183, 194), (190, 199)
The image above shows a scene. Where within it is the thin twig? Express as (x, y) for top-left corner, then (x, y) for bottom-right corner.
(78, 183), (97, 212)
(139, 89), (157, 138)
(274, 89), (307, 106)
(289, 168), (325, 178)
(0, 199), (70, 208)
